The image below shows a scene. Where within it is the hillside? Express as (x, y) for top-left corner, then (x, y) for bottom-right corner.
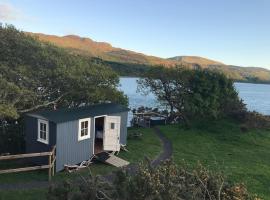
(26, 32), (175, 66)
(168, 56), (224, 66)
(27, 32), (270, 83)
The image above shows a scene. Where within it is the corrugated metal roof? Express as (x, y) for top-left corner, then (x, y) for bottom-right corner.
(27, 103), (129, 123)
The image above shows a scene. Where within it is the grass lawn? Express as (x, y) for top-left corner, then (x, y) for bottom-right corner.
(159, 119), (270, 199)
(0, 127), (162, 200)
(0, 189), (47, 200)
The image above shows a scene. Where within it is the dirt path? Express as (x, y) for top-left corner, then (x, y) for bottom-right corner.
(0, 127), (172, 191)
(102, 126), (173, 181)
(151, 126), (173, 167)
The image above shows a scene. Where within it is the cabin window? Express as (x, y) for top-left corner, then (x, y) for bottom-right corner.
(110, 122), (115, 130)
(37, 119), (49, 144)
(78, 118), (91, 141)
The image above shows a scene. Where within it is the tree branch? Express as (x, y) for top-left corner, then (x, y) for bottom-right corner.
(18, 93), (66, 113)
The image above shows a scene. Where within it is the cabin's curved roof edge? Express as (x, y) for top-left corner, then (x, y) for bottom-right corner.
(26, 103), (129, 123)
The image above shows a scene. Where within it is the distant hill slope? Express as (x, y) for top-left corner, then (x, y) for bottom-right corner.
(26, 32), (175, 66)
(168, 56), (224, 66)
(27, 32), (270, 83)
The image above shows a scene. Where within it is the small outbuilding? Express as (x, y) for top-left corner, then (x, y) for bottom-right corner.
(25, 103), (129, 172)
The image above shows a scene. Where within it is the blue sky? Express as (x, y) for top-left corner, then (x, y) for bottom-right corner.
(0, 0), (269, 69)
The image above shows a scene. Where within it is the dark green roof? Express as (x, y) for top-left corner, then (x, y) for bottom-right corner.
(27, 103), (129, 123)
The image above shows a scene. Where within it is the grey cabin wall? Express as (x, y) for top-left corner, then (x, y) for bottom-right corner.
(25, 115), (56, 165)
(55, 111), (128, 171)
(56, 118), (94, 172)
(25, 115), (56, 153)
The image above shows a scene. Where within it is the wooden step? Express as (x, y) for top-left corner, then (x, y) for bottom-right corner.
(105, 155), (129, 167)
(96, 152), (129, 167)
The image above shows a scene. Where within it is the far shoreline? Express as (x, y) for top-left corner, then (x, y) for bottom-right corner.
(119, 76), (270, 85)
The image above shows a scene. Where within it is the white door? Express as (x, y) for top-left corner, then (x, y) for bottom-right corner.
(103, 116), (121, 151)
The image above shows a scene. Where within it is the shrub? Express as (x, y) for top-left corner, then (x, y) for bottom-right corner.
(240, 124), (249, 133)
(241, 111), (270, 131)
(115, 160), (256, 200)
(47, 160), (258, 200)
(0, 118), (25, 154)
(47, 172), (117, 200)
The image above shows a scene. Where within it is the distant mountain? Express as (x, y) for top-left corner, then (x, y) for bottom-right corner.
(27, 32), (270, 83)
(168, 56), (224, 66)
(26, 32), (175, 66)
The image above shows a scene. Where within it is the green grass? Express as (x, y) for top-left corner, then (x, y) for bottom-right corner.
(0, 189), (46, 200)
(119, 127), (162, 163)
(158, 119), (270, 199)
(0, 127), (162, 200)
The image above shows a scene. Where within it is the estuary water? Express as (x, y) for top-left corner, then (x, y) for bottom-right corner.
(119, 77), (270, 116)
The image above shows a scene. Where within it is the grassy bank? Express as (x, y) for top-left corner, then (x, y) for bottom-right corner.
(159, 119), (270, 199)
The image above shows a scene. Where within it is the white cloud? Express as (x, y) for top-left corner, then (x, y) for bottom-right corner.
(0, 3), (22, 21)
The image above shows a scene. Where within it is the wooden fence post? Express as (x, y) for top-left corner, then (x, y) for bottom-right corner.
(0, 146), (56, 180)
(52, 155), (55, 177)
(48, 154), (52, 181)
(52, 147), (55, 177)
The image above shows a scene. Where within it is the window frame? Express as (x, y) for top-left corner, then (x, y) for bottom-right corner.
(37, 119), (49, 144)
(78, 118), (91, 141)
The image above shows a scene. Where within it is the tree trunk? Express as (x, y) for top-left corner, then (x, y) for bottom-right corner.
(182, 114), (191, 129)
(0, 118), (6, 135)
(168, 105), (174, 122)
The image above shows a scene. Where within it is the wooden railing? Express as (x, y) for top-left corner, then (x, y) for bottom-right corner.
(0, 146), (56, 181)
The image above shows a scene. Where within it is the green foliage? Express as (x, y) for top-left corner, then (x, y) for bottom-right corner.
(184, 69), (246, 119)
(119, 160), (255, 200)
(138, 66), (246, 123)
(47, 160), (256, 200)
(0, 76), (23, 119)
(47, 174), (116, 200)
(0, 118), (25, 154)
(240, 111), (270, 131)
(0, 189), (47, 200)
(96, 59), (151, 77)
(0, 24), (127, 120)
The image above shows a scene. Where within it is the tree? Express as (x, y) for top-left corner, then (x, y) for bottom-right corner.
(0, 24), (128, 119)
(138, 66), (182, 117)
(138, 66), (245, 124)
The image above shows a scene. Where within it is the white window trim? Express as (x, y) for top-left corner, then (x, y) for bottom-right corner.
(78, 118), (91, 141)
(37, 119), (49, 144)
